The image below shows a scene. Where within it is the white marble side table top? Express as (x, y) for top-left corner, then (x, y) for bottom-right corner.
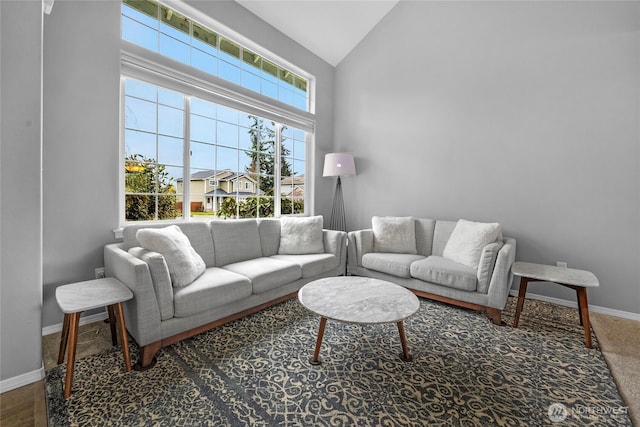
(512, 261), (599, 348)
(298, 276), (420, 364)
(512, 262), (599, 288)
(56, 277), (133, 313)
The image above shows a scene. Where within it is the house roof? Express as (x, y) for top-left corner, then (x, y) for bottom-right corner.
(178, 169), (257, 183)
(205, 188), (258, 197)
(281, 175), (305, 186)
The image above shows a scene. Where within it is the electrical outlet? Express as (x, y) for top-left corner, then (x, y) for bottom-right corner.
(95, 267), (105, 279)
(556, 262), (568, 268)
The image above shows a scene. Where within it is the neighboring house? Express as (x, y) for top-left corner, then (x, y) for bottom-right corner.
(281, 174), (304, 200)
(177, 169), (259, 212)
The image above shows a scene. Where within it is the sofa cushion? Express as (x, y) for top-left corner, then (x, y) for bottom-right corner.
(128, 247), (174, 320)
(362, 253), (425, 278)
(443, 219), (502, 269)
(222, 257), (302, 294)
(173, 268), (252, 318)
(477, 241), (504, 293)
(271, 253), (338, 278)
(278, 215), (324, 255)
(210, 219), (262, 266)
(372, 216), (417, 254)
(123, 222), (215, 266)
(410, 256), (477, 291)
(258, 219), (281, 257)
(136, 225), (206, 288)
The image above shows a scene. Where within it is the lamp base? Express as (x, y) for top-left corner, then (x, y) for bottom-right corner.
(329, 176), (346, 232)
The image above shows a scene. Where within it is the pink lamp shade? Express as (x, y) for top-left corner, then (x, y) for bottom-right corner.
(322, 153), (356, 177)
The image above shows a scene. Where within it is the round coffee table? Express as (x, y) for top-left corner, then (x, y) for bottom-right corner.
(298, 276), (420, 365)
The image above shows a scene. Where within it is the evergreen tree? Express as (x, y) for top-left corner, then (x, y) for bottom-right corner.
(245, 116), (292, 196)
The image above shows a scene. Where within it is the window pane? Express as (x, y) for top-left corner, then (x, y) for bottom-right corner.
(158, 105), (183, 137)
(192, 23), (217, 54)
(124, 129), (156, 159)
(158, 135), (183, 166)
(217, 146), (238, 171)
(241, 71), (261, 93)
(125, 79), (156, 102)
(217, 105), (239, 125)
(190, 141), (216, 169)
(160, 34), (190, 65)
(125, 97), (156, 133)
(192, 48), (217, 75)
(217, 122), (239, 148)
(219, 60), (241, 85)
(191, 98), (216, 118)
(190, 115), (215, 143)
(122, 16), (158, 51)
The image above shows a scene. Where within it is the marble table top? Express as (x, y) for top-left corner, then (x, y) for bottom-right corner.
(513, 262), (599, 288)
(56, 278), (133, 313)
(298, 276), (420, 324)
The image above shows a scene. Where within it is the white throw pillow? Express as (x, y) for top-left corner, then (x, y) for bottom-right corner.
(443, 219), (502, 269)
(278, 216), (324, 255)
(372, 216), (417, 254)
(136, 225), (206, 288)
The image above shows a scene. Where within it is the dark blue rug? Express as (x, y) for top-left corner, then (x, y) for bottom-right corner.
(46, 297), (631, 426)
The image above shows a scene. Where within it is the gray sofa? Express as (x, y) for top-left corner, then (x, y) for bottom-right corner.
(105, 218), (347, 369)
(348, 217), (516, 324)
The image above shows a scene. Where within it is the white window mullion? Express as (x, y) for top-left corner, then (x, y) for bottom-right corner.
(274, 123), (282, 217)
(182, 96), (191, 219)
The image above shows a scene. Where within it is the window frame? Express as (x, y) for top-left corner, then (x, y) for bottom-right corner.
(119, 1), (316, 226)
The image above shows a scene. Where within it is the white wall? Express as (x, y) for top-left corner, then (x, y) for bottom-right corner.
(41, 0), (335, 328)
(335, 1), (640, 314)
(0, 0), (44, 388)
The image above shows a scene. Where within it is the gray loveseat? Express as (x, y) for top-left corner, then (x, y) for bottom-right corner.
(348, 217), (516, 324)
(105, 218), (346, 369)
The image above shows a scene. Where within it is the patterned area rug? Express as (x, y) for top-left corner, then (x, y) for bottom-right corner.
(46, 297), (632, 426)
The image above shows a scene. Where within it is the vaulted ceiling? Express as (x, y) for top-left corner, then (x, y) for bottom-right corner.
(235, 0), (399, 66)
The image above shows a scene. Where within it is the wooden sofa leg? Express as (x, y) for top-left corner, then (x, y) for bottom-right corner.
(134, 341), (161, 371)
(486, 308), (503, 325)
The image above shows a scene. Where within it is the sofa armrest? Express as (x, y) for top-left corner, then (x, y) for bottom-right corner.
(347, 229), (374, 270)
(486, 237), (517, 310)
(104, 243), (162, 346)
(323, 229), (347, 275)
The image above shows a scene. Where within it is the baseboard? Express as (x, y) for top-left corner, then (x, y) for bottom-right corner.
(0, 364), (45, 394)
(41, 310), (109, 336)
(508, 290), (640, 321)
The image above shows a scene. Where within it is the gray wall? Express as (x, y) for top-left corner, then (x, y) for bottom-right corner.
(0, 1), (44, 383)
(334, 1), (640, 314)
(41, 0), (335, 328)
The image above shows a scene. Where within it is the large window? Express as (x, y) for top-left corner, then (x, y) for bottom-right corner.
(120, 0), (313, 223)
(124, 78), (307, 222)
(122, 0), (309, 111)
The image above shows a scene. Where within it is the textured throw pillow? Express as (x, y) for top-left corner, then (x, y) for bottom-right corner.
(278, 216), (324, 255)
(442, 219), (501, 270)
(136, 225), (206, 288)
(372, 216), (417, 254)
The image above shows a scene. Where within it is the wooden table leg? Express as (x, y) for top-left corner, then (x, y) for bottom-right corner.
(113, 303), (132, 371)
(107, 305), (118, 346)
(513, 277), (530, 328)
(576, 287), (592, 349)
(310, 317), (327, 365)
(57, 314), (71, 365)
(64, 312), (81, 399)
(397, 321), (412, 362)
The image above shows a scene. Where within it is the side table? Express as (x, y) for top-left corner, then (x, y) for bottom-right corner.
(56, 277), (133, 398)
(512, 261), (599, 348)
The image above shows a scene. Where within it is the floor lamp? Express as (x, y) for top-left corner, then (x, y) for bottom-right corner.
(323, 153), (356, 231)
